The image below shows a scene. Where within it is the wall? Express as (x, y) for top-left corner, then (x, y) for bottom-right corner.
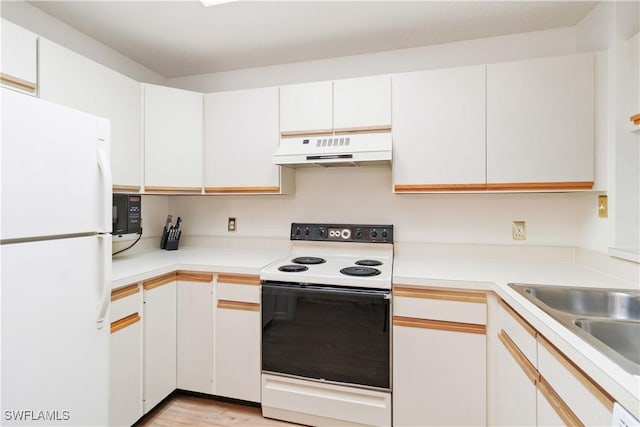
(169, 167), (598, 247)
(0, 0), (166, 84)
(167, 27), (576, 93)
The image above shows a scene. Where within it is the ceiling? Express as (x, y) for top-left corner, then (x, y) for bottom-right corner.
(29, 1), (598, 79)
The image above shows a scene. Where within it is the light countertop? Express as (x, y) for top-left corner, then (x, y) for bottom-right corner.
(111, 246), (288, 289)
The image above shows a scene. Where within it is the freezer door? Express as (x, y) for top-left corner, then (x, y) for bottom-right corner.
(1, 236), (110, 426)
(1, 88), (112, 240)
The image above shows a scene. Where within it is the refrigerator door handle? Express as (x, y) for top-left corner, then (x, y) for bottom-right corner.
(96, 123), (112, 233)
(96, 234), (111, 329)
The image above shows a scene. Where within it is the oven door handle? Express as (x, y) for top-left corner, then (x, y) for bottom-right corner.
(262, 282), (391, 299)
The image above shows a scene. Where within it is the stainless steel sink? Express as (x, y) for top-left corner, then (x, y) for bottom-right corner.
(574, 319), (640, 366)
(509, 283), (640, 375)
(524, 287), (640, 320)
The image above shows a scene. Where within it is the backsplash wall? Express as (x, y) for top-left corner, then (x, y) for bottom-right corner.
(168, 166), (607, 251)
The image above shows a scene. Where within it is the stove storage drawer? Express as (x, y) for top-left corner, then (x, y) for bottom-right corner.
(392, 285), (487, 427)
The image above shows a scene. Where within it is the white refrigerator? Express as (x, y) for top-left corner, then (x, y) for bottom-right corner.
(1, 88), (112, 426)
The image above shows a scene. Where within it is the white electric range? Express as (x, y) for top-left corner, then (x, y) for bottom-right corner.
(260, 223), (394, 427)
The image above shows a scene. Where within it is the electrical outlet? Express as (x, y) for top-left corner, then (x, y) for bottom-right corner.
(512, 221), (526, 240)
(598, 195), (608, 218)
(227, 217), (237, 232)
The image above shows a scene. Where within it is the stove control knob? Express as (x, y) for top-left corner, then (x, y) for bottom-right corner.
(355, 230), (364, 239)
(294, 227), (301, 236)
(381, 230), (389, 239)
(304, 227), (310, 236)
(371, 229), (378, 238)
(317, 227), (326, 238)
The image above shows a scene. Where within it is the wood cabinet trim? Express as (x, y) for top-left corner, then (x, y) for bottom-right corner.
(280, 130), (334, 138)
(537, 376), (585, 427)
(204, 186), (280, 194)
(499, 330), (539, 384)
(394, 183), (487, 192)
(176, 271), (214, 283)
(144, 186), (202, 194)
(538, 335), (615, 411)
(1, 73), (37, 93)
(217, 300), (260, 311)
(393, 315), (486, 335)
(143, 273), (177, 290)
(112, 185), (141, 193)
(217, 274), (261, 285)
(333, 125), (392, 135)
(486, 181), (594, 191)
(111, 284), (140, 302)
(499, 299), (537, 337)
(393, 285), (487, 304)
(110, 313), (140, 334)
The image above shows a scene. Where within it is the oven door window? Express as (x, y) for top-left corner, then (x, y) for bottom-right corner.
(262, 282), (390, 390)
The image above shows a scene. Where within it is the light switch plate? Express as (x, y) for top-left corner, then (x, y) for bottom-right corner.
(227, 217), (237, 232)
(598, 195), (608, 218)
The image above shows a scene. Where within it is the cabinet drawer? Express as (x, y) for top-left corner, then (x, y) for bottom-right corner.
(217, 274), (260, 304)
(111, 284), (141, 321)
(393, 285), (486, 325)
(537, 335), (614, 426)
(499, 299), (537, 366)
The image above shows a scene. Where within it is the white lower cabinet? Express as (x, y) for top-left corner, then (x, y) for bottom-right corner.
(214, 274), (261, 403)
(393, 286), (487, 427)
(176, 272), (214, 394)
(143, 274), (177, 413)
(496, 299), (615, 427)
(109, 284), (143, 427)
(496, 331), (537, 426)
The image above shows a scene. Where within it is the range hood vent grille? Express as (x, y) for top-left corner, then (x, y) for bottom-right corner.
(273, 132), (392, 168)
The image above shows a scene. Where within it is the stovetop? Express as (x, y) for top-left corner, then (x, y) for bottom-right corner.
(260, 223), (394, 290)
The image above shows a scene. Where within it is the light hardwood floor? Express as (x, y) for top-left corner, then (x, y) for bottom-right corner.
(136, 393), (303, 427)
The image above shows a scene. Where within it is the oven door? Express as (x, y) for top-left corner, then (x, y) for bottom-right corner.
(261, 281), (391, 390)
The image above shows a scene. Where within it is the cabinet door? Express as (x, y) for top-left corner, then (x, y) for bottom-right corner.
(280, 80), (333, 136)
(496, 331), (537, 426)
(215, 274), (261, 402)
(204, 87), (292, 194)
(393, 66), (486, 192)
(177, 273), (214, 394)
(143, 84), (203, 193)
(39, 38), (142, 191)
(143, 275), (177, 413)
(393, 287), (487, 427)
(333, 75), (391, 131)
(393, 323), (486, 426)
(487, 53), (594, 190)
(1, 19), (37, 93)
(110, 285), (143, 427)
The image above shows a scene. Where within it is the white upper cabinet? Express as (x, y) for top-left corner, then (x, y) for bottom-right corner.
(393, 65), (486, 192)
(39, 38), (142, 191)
(280, 75), (391, 136)
(333, 75), (391, 131)
(143, 83), (203, 193)
(280, 80), (333, 135)
(0, 19), (37, 94)
(486, 53), (594, 190)
(204, 87), (293, 194)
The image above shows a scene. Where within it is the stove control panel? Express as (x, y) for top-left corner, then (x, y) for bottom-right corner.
(290, 223), (393, 243)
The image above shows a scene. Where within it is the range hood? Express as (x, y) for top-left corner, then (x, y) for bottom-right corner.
(273, 133), (392, 168)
